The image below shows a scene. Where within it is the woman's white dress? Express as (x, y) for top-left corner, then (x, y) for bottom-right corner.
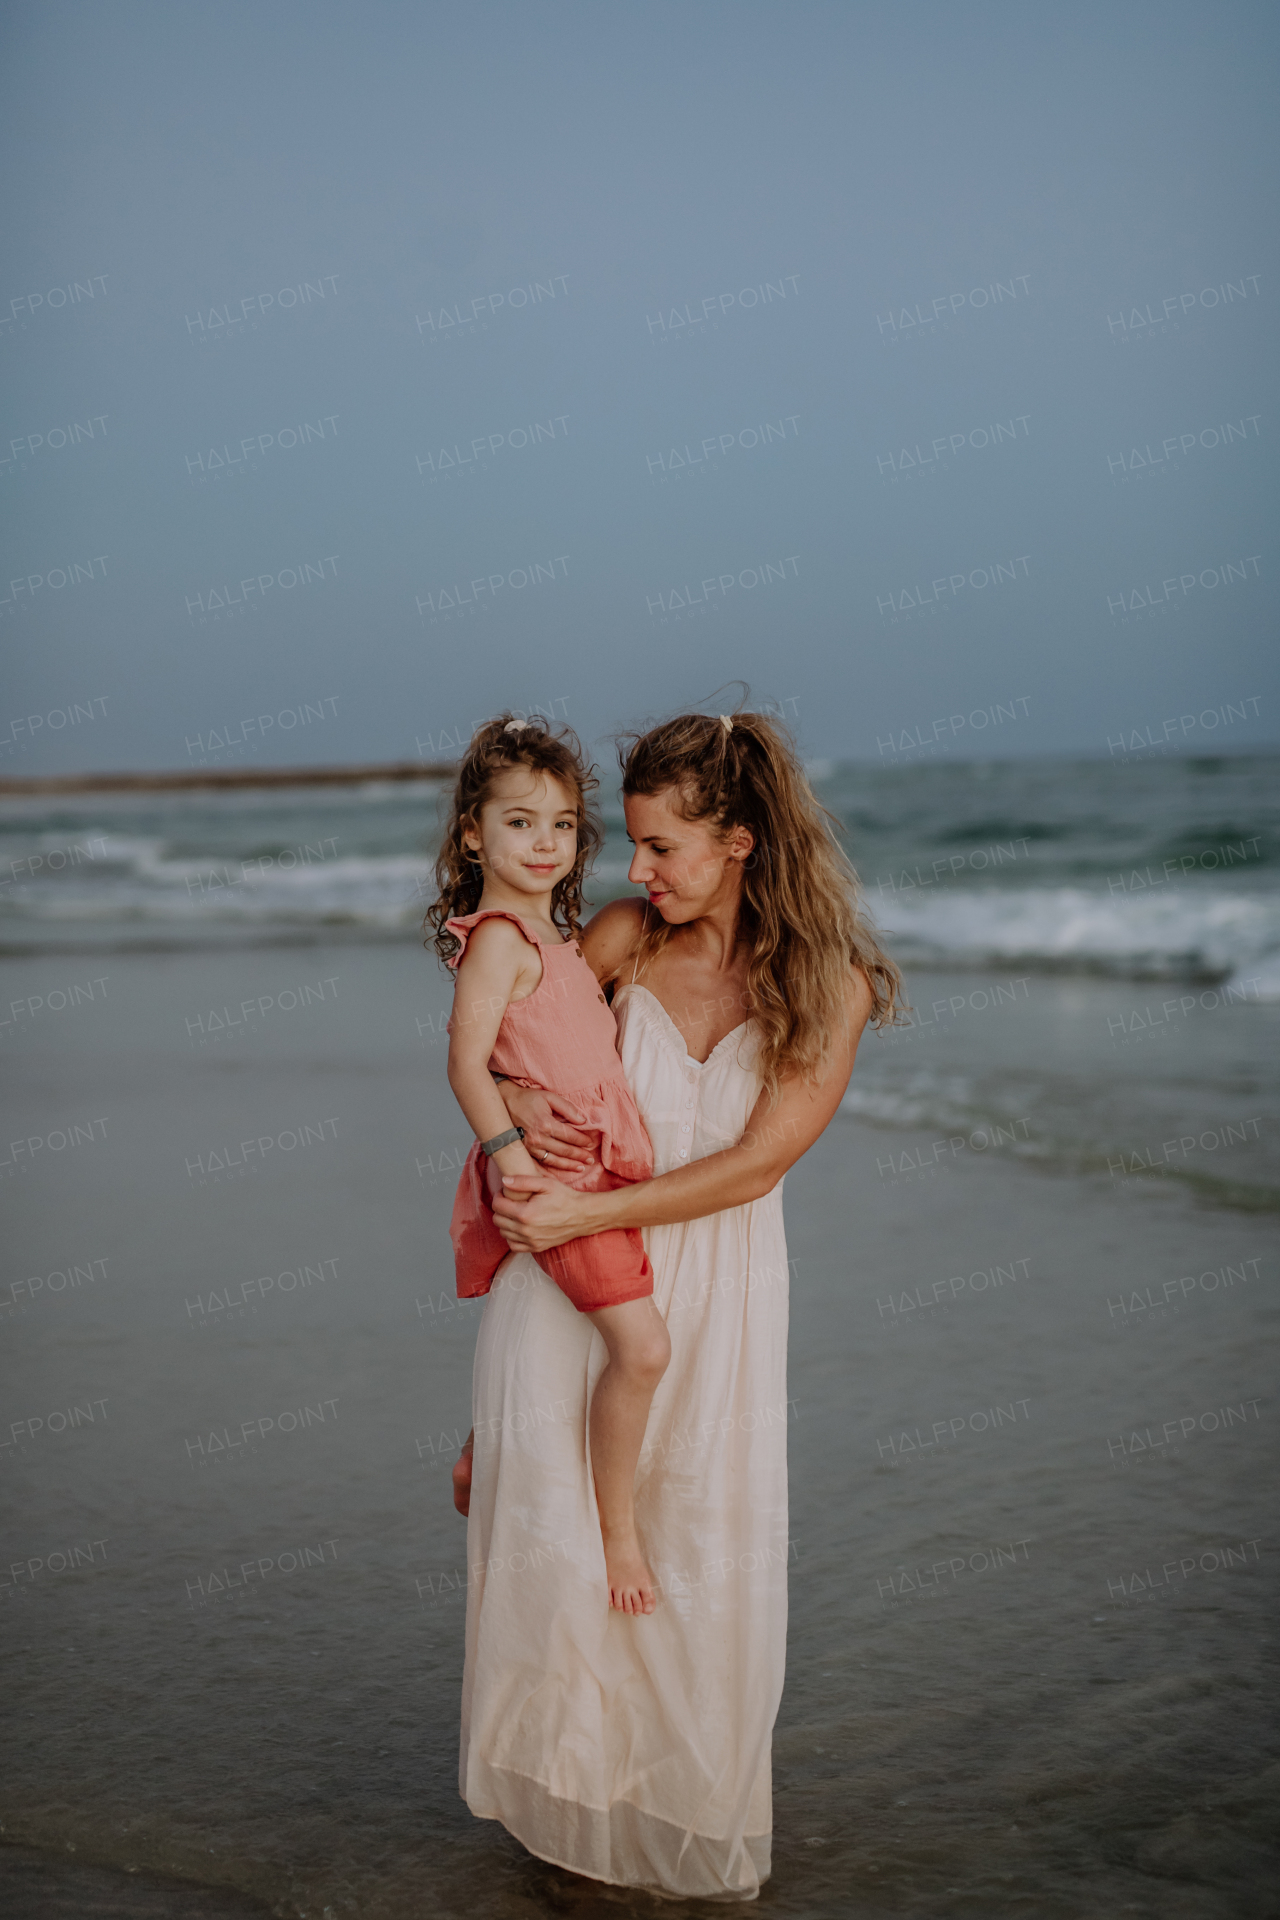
(460, 985), (791, 1900)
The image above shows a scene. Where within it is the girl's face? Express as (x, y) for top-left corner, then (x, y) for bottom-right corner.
(624, 788), (753, 923)
(463, 766), (579, 899)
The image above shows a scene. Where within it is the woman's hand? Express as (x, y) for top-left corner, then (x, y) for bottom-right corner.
(495, 1083), (595, 1173)
(492, 1171), (600, 1252)
(498, 969), (875, 1245)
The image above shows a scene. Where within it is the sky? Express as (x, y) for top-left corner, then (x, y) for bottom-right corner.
(1, 0), (1276, 774)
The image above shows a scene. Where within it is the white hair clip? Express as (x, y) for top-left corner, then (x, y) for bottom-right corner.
(719, 714), (734, 734)
(503, 718), (530, 734)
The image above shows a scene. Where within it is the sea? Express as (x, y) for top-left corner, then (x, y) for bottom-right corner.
(2, 752), (1277, 1918)
(3, 754), (1277, 981)
(4, 751), (1277, 1206)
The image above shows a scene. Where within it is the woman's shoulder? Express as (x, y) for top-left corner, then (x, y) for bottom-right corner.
(580, 898), (647, 981)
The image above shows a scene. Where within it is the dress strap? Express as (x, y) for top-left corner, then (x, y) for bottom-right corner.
(630, 904), (648, 983)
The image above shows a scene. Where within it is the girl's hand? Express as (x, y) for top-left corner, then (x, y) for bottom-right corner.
(492, 1172), (596, 1252)
(496, 1084), (595, 1172)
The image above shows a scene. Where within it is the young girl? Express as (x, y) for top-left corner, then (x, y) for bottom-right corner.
(425, 714), (671, 1616)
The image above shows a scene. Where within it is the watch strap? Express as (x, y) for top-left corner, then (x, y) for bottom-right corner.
(480, 1125), (524, 1157)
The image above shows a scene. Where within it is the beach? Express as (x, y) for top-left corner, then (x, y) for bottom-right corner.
(2, 758), (1277, 1917)
(5, 0), (1277, 1904)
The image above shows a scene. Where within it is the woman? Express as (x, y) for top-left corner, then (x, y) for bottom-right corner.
(452, 710), (901, 1899)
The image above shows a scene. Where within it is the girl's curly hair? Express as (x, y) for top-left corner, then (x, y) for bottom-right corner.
(424, 713), (604, 965)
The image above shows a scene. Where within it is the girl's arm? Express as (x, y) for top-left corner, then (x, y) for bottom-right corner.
(492, 970), (874, 1250)
(447, 920), (544, 1182)
(490, 900), (647, 1170)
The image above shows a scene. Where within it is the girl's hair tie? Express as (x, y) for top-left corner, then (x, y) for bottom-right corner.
(718, 714), (734, 734)
(503, 718), (530, 734)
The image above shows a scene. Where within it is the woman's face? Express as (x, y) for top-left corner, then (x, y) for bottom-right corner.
(624, 788), (753, 923)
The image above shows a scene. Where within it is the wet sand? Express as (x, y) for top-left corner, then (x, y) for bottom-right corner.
(2, 941), (1276, 1918)
(0, 1844), (272, 1919)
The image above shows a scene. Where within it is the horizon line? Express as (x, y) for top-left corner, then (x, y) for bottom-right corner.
(1, 741), (1277, 795)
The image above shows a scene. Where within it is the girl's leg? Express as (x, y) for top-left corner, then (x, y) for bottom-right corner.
(585, 1296), (671, 1614)
(452, 1429), (474, 1516)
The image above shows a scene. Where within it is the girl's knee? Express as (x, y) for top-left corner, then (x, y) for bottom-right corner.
(591, 1299), (670, 1385)
(626, 1319), (670, 1388)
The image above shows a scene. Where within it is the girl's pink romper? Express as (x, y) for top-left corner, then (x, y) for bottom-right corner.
(445, 909), (654, 1312)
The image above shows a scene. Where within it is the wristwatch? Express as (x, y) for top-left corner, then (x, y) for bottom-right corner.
(480, 1126), (524, 1157)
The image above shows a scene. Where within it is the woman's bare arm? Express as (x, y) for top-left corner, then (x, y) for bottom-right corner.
(492, 970), (874, 1251)
(579, 897), (647, 983)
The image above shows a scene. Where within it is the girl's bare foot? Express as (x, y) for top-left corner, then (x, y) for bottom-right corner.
(452, 1435), (473, 1516)
(585, 1300), (670, 1615)
(603, 1528), (657, 1614)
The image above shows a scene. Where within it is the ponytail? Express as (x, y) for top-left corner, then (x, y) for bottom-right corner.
(619, 705), (904, 1099)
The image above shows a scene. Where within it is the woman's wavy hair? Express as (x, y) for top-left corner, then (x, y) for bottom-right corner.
(619, 705), (906, 1101)
(424, 713), (603, 966)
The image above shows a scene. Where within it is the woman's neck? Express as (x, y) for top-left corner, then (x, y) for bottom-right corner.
(672, 889), (747, 974)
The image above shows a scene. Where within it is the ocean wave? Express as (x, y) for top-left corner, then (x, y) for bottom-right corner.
(839, 1066), (1280, 1213)
(3, 861), (1278, 978)
(1, 760), (1276, 974)
(874, 885), (1280, 981)
(0, 851), (434, 931)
